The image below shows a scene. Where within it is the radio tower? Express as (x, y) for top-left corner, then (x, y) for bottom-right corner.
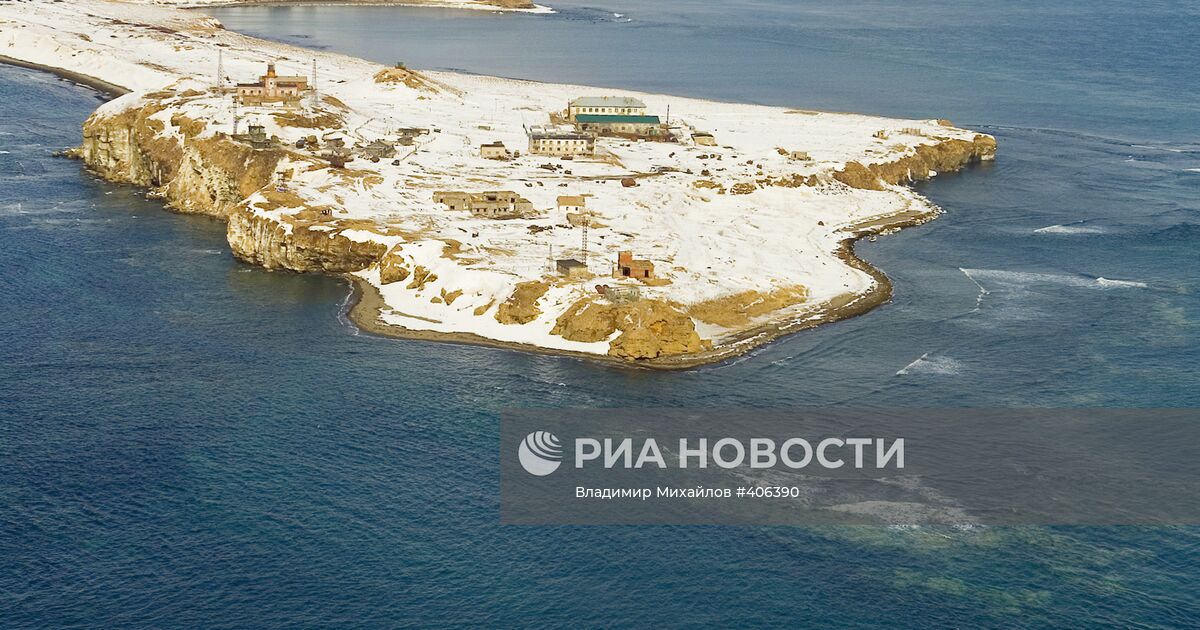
(309, 58), (319, 109)
(581, 214), (589, 266)
(215, 49), (224, 94)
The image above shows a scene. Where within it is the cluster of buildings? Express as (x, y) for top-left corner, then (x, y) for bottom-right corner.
(525, 95), (671, 157)
(433, 190), (534, 219)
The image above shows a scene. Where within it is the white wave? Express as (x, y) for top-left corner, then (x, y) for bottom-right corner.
(958, 267), (989, 311)
(1185, 168), (1200, 174)
(959, 269), (1147, 290)
(1034, 224), (1105, 235)
(897, 352), (963, 376)
(1095, 277), (1148, 288)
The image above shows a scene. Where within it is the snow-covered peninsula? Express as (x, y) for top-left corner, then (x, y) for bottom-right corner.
(1, 0), (995, 368)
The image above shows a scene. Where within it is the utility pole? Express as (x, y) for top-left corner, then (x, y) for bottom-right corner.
(310, 58), (319, 109)
(232, 94), (240, 135)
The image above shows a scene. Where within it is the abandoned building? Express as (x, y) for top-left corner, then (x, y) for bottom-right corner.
(556, 195), (586, 214)
(480, 141), (509, 160)
(575, 114), (664, 138)
(556, 259), (589, 279)
(567, 96), (648, 121)
(614, 250), (655, 280)
(528, 127), (595, 157)
(235, 63), (308, 105)
(434, 190), (533, 219)
(360, 139), (396, 161)
(692, 131), (717, 146)
(235, 124), (274, 150)
(596, 284), (642, 304)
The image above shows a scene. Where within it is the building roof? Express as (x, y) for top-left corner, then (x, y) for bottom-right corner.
(530, 131), (593, 140)
(569, 96), (647, 109)
(575, 114), (661, 124)
(557, 195), (586, 206)
(556, 259), (587, 269)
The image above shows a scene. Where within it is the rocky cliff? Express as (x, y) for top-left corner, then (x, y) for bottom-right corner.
(80, 97), (387, 274)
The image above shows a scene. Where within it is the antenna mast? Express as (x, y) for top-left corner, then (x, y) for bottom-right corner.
(310, 58), (319, 109)
(581, 214), (589, 266)
(215, 49), (224, 94)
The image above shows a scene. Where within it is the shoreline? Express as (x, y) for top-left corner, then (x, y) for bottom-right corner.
(344, 206), (941, 371)
(1, 1), (993, 371)
(0, 53), (965, 372)
(0, 55), (131, 98)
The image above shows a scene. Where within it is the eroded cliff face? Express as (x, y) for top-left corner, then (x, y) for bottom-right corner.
(226, 207), (387, 272)
(80, 98), (387, 273)
(81, 98), (283, 219)
(833, 134), (996, 190)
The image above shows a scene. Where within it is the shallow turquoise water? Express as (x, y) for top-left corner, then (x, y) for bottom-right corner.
(2, 0), (1199, 626)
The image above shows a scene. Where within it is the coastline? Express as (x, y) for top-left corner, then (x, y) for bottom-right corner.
(0, 55), (131, 98)
(344, 206), (941, 370)
(1, 0), (994, 370)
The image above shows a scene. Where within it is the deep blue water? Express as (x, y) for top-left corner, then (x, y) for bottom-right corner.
(2, 0), (1199, 626)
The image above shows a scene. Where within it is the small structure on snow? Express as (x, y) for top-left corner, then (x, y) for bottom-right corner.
(360, 139), (396, 161)
(556, 259), (589, 279)
(614, 250), (654, 280)
(556, 195), (586, 214)
(480, 141), (510, 160)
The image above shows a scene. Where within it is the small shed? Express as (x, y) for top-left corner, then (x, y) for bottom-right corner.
(361, 139), (396, 160)
(692, 131), (717, 146)
(480, 141), (509, 160)
(556, 259), (589, 279)
(556, 195), (586, 213)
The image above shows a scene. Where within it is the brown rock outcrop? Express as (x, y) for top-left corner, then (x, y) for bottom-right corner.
(495, 281), (550, 325)
(833, 134), (995, 191)
(551, 298), (708, 360)
(378, 249), (411, 285)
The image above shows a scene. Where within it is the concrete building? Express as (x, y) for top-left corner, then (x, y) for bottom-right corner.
(480, 141), (509, 160)
(434, 190), (533, 219)
(360, 139), (396, 161)
(575, 114), (663, 138)
(556, 195), (586, 214)
(528, 127), (595, 157)
(567, 96), (647, 121)
(692, 131), (717, 146)
(236, 63), (308, 105)
(556, 259), (589, 279)
(614, 250), (654, 280)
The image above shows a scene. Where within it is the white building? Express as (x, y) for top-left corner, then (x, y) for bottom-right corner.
(528, 126), (595, 157)
(567, 96), (648, 122)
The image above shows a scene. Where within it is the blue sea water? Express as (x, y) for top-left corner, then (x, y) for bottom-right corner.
(2, 0), (1199, 626)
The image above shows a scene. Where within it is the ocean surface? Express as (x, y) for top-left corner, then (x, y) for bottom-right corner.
(2, 0), (1198, 626)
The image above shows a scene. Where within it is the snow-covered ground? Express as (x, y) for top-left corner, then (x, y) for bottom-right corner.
(0, 0), (989, 360)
